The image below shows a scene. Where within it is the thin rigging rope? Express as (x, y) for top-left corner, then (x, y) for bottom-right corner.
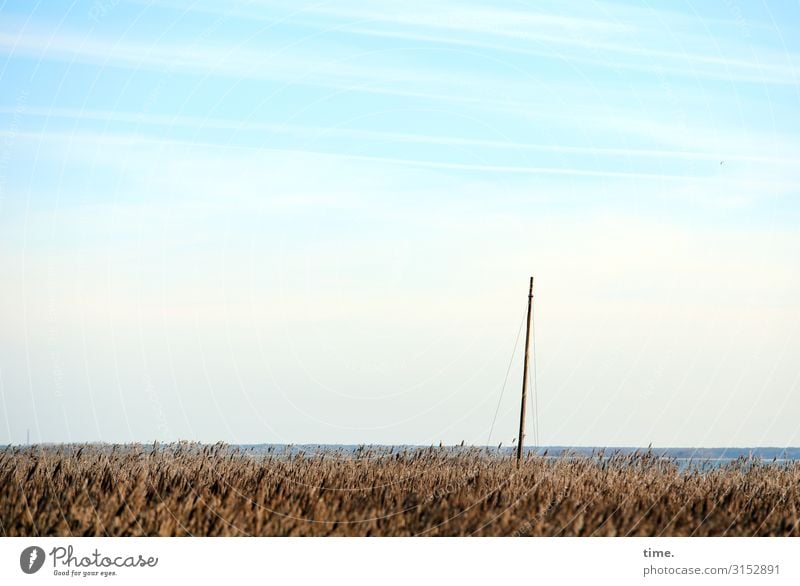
(531, 297), (540, 448)
(487, 306), (526, 446)
(527, 359), (535, 449)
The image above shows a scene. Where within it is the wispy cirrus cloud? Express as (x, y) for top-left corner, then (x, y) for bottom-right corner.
(2, 2), (798, 87)
(124, 0), (800, 85)
(2, 104), (797, 162)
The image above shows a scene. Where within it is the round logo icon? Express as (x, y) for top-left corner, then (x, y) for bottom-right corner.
(20, 546), (46, 574)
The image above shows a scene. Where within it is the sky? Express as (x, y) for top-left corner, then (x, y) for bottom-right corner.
(0, 0), (799, 447)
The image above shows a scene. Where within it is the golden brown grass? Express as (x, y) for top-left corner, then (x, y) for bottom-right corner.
(2, 444), (798, 536)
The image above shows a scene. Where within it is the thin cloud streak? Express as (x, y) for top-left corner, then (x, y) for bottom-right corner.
(128, 0), (800, 85)
(1, 13), (798, 87)
(5, 128), (793, 185)
(3, 111), (799, 167)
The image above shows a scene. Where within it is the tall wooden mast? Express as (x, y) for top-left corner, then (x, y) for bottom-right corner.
(516, 276), (534, 465)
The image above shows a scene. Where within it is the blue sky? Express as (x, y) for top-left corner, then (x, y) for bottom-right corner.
(1, 0), (799, 447)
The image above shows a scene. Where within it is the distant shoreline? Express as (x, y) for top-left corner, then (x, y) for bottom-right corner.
(4, 443), (800, 460)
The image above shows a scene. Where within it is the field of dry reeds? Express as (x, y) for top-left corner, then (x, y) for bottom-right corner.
(1, 443), (798, 536)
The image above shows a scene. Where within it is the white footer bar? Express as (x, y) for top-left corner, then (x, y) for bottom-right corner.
(1, 537), (796, 585)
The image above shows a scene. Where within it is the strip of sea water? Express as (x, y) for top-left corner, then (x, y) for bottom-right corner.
(236, 444), (800, 471)
(5, 443), (796, 471)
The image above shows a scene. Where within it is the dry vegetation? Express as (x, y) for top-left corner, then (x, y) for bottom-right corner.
(2, 443), (798, 536)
